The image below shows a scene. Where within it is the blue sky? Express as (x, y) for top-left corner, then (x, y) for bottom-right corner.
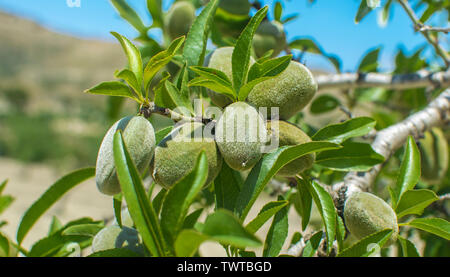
(0, 0), (447, 72)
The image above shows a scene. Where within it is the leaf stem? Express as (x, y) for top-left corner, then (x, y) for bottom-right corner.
(397, 0), (450, 68)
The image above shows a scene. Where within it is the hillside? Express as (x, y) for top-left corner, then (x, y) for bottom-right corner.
(0, 11), (134, 169)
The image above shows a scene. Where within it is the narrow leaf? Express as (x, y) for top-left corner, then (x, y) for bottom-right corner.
(214, 162), (242, 212)
(111, 32), (143, 88)
(395, 189), (438, 218)
(113, 131), (165, 256)
(203, 210), (261, 248)
(16, 168), (95, 245)
(305, 180), (337, 254)
(312, 117), (376, 144)
(235, 142), (340, 221)
(390, 136), (421, 208)
(84, 81), (139, 101)
(111, 0), (148, 34)
(405, 218), (450, 241)
(315, 141), (385, 171)
(183, 0), (219, 67)
(144, 36), (185, 91)
(160, 152), (209, 247)
(338, 229), (393, 257)
(263, 196), (289, 257)
(246, 200), (289, 234)
(397, 236), (420, 257)
(232, 7), (268, 93)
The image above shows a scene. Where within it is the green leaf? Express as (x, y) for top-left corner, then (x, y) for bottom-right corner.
(183, 209), (204, 230)
(190, 66), (234, 91)
(214, 162), (242, 212)
(202, 210), (261, 248)
(188, 77), (236, 101)
(84, 81), (139, 102)
(312, 117), (376, 144)
(326, 54), (342, 73)
(274, 1), (283, 22)
(113, 193), (123, 228)
(176, 62), (191, 99)
(246, 200), (289, 234)
(144, 36), (185, 92)
(175, 229), (210, 257)
(232, 7), (268, 92)
(292, 178), (312, 231)
(152, 188), (167, 216)
(147, 0), (163, 29)
(48, 216), (63, 236)
(155, 79), (194, 114)
(111, 32), (143, 89)
(289, 39), (322, 54)
(310, 94), (341, 114)
(16, 168), (95, 245)
(111, 0), (148, 34)
(397, 236), (420, 257)
(390, 136), (421, 208)
(336, 215), (346, 252)
(380, 0), (393, 26)
(355, 0), (374, 23)
(239, 250), (257, 257)
(160, 151), (209, 248)
(0, 179), (8, 195)
(404, 218), (450, 241)
(155, 126), (174, 145)
(248, 54), (292, 82)
(61, 223), (104, 237)
(302, 231), (323, 257)
(337, 229), (394, 257)
(0, 232), (10, 257)
(315, 141), (385, 171)
(395, 189), (438, 218)
(183, 0), (219, 67)
(358, 47), (381, 73)
(239, 55), (292, 101)
(28, 218), (96, 257)
(281, 14), (298, 24)
(263, 196), (289, 257)
(0, 195), (14, 215)
(113, 131), (165, 257)
(88, 248), (142, 257)
(106, 96), (125, 122)
(114, 69), (141, 95)
(235, 142), (340, 221)
(305, 180), (337, 254)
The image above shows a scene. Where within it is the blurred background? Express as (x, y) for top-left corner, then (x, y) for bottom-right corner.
(0, 0), (447, 253)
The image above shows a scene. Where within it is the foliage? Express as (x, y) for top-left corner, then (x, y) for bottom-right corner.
(1, 0), (449, 258)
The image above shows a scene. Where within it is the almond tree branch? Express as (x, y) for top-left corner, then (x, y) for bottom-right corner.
(333, 88), (450, 205)
(316, 70), (450, 90)
(397, 0), (450, 68)
(140, 102), (215, 125)
(419, 25), (450, 34)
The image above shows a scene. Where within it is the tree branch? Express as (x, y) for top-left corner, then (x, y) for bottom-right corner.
(316, 70), (450, 90)
(140, 102), (215, 125)
(397, 0), (450, 67)
(333, 88), (450, 203)
(418, 25), (450, 34)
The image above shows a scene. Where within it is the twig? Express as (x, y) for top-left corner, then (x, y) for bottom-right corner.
(140, 102), (215, 125)
(418, 25), (450, 34)
(316, 70), (450, 90)
(397, 0), (450, 67)
(333, 89), (450, 204)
